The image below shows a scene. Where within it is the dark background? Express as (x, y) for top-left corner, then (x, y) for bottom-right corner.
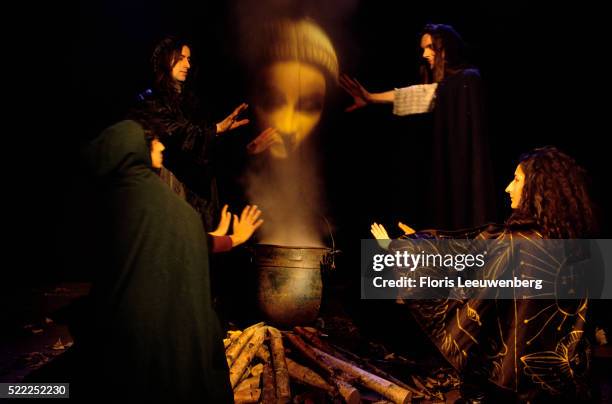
(13, 0), (610, 291)
(1, 2), (609, 393)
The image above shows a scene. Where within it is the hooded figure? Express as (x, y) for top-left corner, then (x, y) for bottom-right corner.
(76, 120), (232, 403)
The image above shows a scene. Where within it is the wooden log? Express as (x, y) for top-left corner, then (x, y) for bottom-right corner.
(229, 327), (267, 388)
(225, 330), (243, 349)
(293, 327), (367, 403)
(251, 363), (264, 377)
(235, 375), (261, 393)
(238, 366), (252, 384)
(331, 377), (361, 404)
(226, 322), (264, 366)
(330, 343), (418, 395)
(256, 345), (270, 362)
(293, 326), (339, 358)
(311, 347), (412, 404)
(233, 388), (261, 404)
(296, 326), (416, 396)
(284, 333), (360, 404)
(283, 332), (337, 377)
(262, 361), (276, 403)
(268, 327), (291, 403)
(286, 357), (334, 393)
(410, 375), (433, 400)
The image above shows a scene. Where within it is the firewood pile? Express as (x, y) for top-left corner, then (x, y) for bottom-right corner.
(224, 323), (459, 403)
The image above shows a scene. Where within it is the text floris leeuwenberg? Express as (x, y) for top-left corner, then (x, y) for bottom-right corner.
(371, 251), (543, 290)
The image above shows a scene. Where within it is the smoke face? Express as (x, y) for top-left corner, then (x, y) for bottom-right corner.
(253, 61), (326, 159)
(238, 17), (338, 247)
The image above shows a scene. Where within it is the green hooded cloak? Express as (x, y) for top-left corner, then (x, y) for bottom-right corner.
(77, 120), (232, 403)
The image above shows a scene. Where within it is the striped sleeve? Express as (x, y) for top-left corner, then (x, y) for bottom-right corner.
(393, 83), (438, 116)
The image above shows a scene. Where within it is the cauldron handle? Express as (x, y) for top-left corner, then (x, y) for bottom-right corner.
(321, 215), (340, 271)
(321, 215), (336, 251)
(322, 249), (341, 271)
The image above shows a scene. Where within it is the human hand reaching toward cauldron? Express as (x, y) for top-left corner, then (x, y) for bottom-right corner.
(398, 221), (416, 235)
(371, 222), (389, 239)
(209, 204), (232, 236)
(371, 222), (391, 250)
(230, 205), (264, 247)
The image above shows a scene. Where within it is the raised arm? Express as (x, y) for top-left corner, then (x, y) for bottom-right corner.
(340, 74), (394, 112)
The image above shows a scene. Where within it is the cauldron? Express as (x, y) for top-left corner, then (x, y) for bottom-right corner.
(250, 244), (335, 328)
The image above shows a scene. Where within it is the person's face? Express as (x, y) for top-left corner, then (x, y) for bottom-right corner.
(171, 45), (191, 83)
(505, 164), (526, 209)
(420, 34), (436, 69)
(150, 138), (165, 169)
(255, 61), (326, 159)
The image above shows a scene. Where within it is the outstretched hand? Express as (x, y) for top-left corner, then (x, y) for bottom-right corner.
(230, 205), (264, 247)
(209, 204), (232, 236)
(217, 103), (250, 134)
(398, 221), (416, 235)
(246, 128), (281, 155)
(340, 74), (372, 112)
(371, 222), (391, 250)
(370, 222), (390, 239)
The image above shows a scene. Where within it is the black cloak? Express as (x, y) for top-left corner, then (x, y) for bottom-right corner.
(430, 68), (496, 230)
(129, 90), (220, 231)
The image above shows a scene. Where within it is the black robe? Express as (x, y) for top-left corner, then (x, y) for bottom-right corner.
(76, 120), (232, 403)
(130, 90), (220, 231)
(429, 68), (496, 230)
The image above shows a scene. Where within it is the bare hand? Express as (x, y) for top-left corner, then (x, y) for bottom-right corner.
(370, 222), (390, 240)
(340, 74), (372, 112)
(217, 103), (250, 134)
(209, 204), (231, 236)
(230, 205), (264, 247)
(246, 128), (281, 155)
(371, 222), (391, 250)
(398, 221), (416, 235)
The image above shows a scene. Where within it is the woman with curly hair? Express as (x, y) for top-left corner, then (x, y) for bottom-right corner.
(505, 146), (596, 239)
(372, 146), (600, 402)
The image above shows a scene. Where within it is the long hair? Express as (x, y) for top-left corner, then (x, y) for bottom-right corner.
(506, 146), (596, 238)
(151, 36), (197, 106)
(419, 24), (467, 84)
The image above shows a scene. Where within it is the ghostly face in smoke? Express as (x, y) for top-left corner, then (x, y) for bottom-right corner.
(243, 18), (337, 246)
(248, 18), (338, 159)
(254, 61), (326, 159)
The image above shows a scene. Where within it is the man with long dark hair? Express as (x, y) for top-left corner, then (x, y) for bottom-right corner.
(342, 23), (495, 231)
(130, 36), (249, 231)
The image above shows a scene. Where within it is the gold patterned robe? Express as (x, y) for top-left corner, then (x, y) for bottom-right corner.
(390, 224), (592, 401)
